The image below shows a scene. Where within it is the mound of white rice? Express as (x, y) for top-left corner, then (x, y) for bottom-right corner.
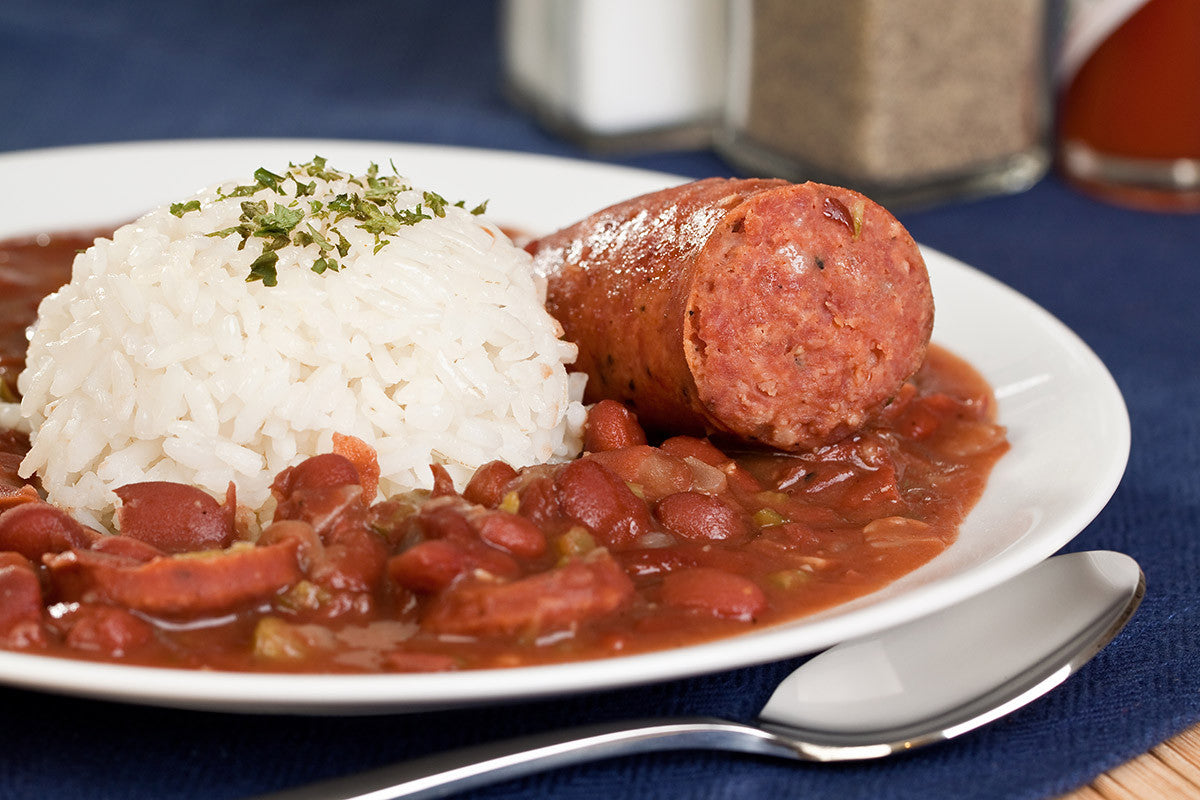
(1, 158), (586, 529)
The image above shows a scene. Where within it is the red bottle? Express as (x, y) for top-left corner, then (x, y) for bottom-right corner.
(1057, 0), (1200, 210)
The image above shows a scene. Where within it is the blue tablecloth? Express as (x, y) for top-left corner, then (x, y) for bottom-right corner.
(2, 3), (1197, 798)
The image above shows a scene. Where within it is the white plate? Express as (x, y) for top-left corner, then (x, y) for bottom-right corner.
(0, 139), (1130, 714)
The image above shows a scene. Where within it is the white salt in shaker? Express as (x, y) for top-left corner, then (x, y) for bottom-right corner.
(501, 0), (728, 151)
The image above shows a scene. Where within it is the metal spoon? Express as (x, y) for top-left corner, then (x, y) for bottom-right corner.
(251, 550), (1143, 800)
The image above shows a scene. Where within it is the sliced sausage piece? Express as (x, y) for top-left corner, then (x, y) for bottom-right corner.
(332, 433), (380, 501)
(423, 552), (634, 637)
(45, 540), (302, 619)
(528, 178), (933, 450)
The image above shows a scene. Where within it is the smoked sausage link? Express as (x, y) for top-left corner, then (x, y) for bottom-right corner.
(528, 178), (934, 450)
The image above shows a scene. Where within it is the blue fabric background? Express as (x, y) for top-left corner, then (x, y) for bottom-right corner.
(1, 2), (1197, 798)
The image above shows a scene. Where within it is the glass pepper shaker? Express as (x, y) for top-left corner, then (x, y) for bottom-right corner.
(718, 0), (1052, 209)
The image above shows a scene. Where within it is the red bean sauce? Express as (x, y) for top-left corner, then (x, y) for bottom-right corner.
(0, 231), (1008, 672)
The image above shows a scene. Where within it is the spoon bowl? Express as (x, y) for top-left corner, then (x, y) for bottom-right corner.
(251, 550), (1143, 799)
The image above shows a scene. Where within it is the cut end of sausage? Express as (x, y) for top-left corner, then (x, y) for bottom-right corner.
(685, 182), (933, 450)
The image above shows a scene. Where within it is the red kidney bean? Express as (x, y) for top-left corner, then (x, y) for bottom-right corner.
(114, 482), (234, 553)
(274, 484), (365, 538)
(388, 540), (467, 593)
(636, 450), (695, 499)
(660, 436), (763, 499)
(660, 567), (767, 620)
(310, 524), (388, 595)
(408, 502), (521, 582)
(586, 446), (650, 485)
(583, 400), (648, 452)
(0, 501), (99, 560)
(60, 604), (154, 656)
(588, 446), (693, 501)
(515, 473), (562, 527)
(654, 491), (751, 543)
(476, 511), (546, 559)
(463, 460), (519, 507)
(659, 436), (727, 467)
(554, 459), (652, 550)
(722, 462), (765, 499)
(0, 552), (46, 648)
(416, 501), (478, 543)
(273, 453), (361, 496)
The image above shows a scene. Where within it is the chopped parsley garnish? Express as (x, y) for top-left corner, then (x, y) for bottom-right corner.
(423, 191), (448, 218)
(189, 157), (487, 286)
(170, 200), (201, 217)
(246, 250), (280, 287)
(253, 167), (287, 193)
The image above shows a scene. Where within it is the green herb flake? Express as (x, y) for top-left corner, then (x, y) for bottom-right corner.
(357, 200), (404, 236)
(254, 204), (305, 238)
(469, 200), (489, 216)
(223, 183), (262, 198)
(423, 191), (448, 218)
(394, 205), (432, 227)
(246, 250), (279, 287)
(328, 194), (355, 217)
(241, 200), (268, 219)
(300, 223), (330, 250)
(207, 225), (250, 240)
(170, 199), (202, 218)
(254, 167), (287, 193)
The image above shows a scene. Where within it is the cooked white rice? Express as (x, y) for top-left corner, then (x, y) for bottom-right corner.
(0, 159), (586, 529)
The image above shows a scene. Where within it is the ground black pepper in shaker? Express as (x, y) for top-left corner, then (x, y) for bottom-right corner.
(719, 0), (1051, 208)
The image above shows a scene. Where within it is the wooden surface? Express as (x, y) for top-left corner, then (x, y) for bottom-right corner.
(1060, 724), (1200, 799)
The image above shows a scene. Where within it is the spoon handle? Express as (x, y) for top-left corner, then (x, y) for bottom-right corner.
(247, 717), (799, 800)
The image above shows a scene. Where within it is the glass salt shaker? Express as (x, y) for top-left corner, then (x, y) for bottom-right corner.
(501, 0), (728, 152)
